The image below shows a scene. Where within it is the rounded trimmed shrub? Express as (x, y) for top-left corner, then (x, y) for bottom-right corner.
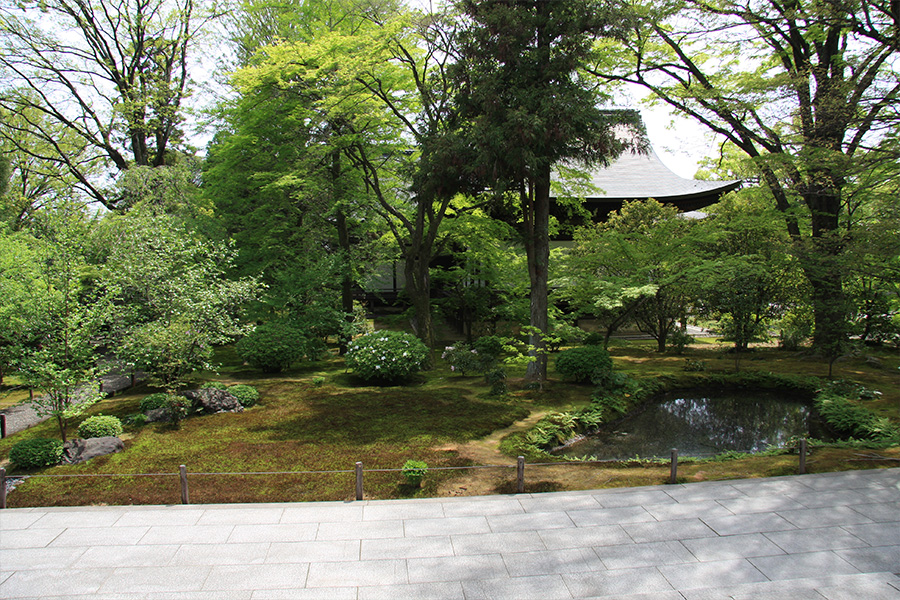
(140, 393), (169, 412)
(236, 322), (307, 373)
(77, 415), (124, 439)
(201, 381), (228, 391)
(9, 438), (63, 469)
(345, 331), (429, 383)
(228, 384), (260, 407)
(555, 345), (613, 384)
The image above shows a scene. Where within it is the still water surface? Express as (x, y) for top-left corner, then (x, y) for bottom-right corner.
(556, 389), (815, 460)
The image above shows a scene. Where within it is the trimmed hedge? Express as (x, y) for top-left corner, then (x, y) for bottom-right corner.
(9, 438), (63, 469)
(77, 415), (124, 439)
(228, 384), (259, 407)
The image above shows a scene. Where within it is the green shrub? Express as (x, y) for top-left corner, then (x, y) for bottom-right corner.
(555, 345), (613, 384)
(401, 459), (428, 486)
(228, 384), (259, 407)
(124, 413), (147, 427)
(442, 336), (505, 375)
(201, 381), (228, 391)
(486, 368), (508, 396)
(683, 359), (707, 372)
(582, 332), (605, 346)
(9, 438), (63, 469)
(345, 331), (429, 383)
(236, 322), (307, 373)
(140, 393), (169, 412)
(77, 415), (124, 439)
(669, 329), (695, 354)
(165, 394), (190, 426)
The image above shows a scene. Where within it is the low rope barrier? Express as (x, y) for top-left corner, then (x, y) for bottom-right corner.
(0, 440), (815, 508)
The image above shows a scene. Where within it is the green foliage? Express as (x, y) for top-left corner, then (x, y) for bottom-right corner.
(236, 322), (307, 373)
(555, 346), (613, 384)
(401, 459), (428, 486)
(814, 386), (899, 441)
(165, 394), (190, 426)
(683, 359), (707, 372)
(201, 382), (228, 390)
(441, 337), (502, 375)
(228, 384), (260, 408)
(486, 368), (508, 396)
(77, 415), (123, 439)
(345, 331), (429, 383)
(668, 329), (695, 354)
(120, 319), (213, 391)
(777, 309), (813, 351)
(9, 438), (63, 469)
(582, 332), (605, 346)
(139, 393), (169, 412)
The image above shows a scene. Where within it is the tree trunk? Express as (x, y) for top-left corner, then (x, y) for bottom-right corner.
(404, 250), (435, 352)
(802, 186), (848, 356)
(333, 151), (354, 355)
(523, 167), (551, 381)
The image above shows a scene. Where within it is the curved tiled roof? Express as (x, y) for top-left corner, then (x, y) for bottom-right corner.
(583, 147), (741, 201)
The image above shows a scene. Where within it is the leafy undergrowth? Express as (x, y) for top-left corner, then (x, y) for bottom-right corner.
(1, 340), (897, 507)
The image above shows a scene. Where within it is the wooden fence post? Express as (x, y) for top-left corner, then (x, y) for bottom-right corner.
(179, 465), (190, 504)
(799, 439), (807, 475)
(1, 468), (6, 509)
(669, 449), (678, 484)
(355, 462), (364, 501)
(0, 413), (6, 438)
(516, 456), (525, 494)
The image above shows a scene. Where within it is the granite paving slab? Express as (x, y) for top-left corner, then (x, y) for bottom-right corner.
(0, 468), (897, 599)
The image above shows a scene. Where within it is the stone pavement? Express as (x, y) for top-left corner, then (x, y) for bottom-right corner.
(1, 468), (898, 599)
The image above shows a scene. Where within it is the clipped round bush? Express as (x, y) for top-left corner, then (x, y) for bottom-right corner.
(140, 393), (169, 412)
(228, 384), (260, 407)
(9, 438), (63, 469)
(236, 322), (307, 373)
(555, 345), (613, 384)
(345, 331), (429, 383)
(201, 381), (228, 391)
(77, 415), (124, 439)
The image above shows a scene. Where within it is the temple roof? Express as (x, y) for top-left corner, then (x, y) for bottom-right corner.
(553, 146), (741, 223)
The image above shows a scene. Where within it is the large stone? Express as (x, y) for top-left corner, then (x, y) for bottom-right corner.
(145, 407), (171, 423)
(63, 436), (125, 464)
(183, 388), (244, 414)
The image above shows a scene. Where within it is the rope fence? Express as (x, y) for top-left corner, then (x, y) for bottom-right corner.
(0, 440), (813, 509)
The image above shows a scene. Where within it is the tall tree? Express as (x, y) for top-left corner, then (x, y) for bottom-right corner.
(452, 0), (643, 379)
(0, 0), (212, 209)
(592, 0), (900, 355)
(14, 200), (106, 443)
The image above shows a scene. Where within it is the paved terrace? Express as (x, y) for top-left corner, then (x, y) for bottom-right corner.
(1, 468), (898, 599)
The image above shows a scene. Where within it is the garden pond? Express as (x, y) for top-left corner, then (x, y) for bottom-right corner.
(555, 388), (830, 460)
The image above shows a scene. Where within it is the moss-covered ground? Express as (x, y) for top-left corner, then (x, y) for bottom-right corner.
(1, 338), (897, 507)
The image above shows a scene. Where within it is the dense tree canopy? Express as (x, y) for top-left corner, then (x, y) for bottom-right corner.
(0, 0), (212, 209)
(591, 0), (900, 354)
(0, 0), (897, 402)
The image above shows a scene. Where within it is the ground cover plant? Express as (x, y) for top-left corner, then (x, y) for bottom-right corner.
(0, 337), (897, 507)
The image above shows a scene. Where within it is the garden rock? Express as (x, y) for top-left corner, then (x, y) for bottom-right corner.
(63, 436), (124, 464)
(145, 407), (171, 423)
(183, 388), (244, 414)
(865, 356), (883, 369)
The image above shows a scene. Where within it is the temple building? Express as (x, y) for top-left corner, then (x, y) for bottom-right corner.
(552, 147), (742, 230)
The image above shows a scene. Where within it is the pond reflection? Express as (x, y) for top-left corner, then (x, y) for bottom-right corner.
(556, 389), (817, 460)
